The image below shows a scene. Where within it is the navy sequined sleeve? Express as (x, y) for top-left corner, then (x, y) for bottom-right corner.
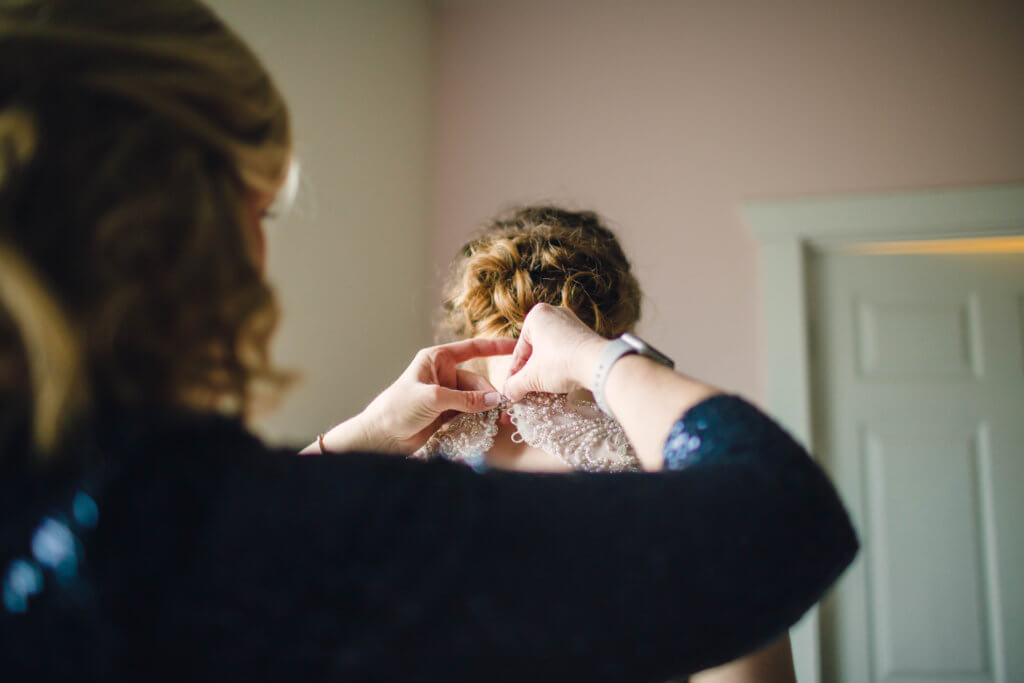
(2, 395), (858, 682)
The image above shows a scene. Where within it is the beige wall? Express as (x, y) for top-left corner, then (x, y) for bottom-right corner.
(433, 0), (1024, 401)
(207, 0), (435, 444)
(189, 2), (1022, 672)
(205, 0), (1024, 445)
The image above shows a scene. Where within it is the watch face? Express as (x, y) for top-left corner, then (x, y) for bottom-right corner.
(621, 333), (674, 368)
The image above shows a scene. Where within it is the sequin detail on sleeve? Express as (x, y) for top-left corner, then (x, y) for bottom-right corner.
(2, 489), (99, 615)
(663, 395), (784, 470)
(663, 416), (711, 471)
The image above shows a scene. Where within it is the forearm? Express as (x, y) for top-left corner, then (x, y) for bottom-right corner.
(575, 339), (719, 470)
(298, 412), (384, 455)
(256, 395), (855, 680)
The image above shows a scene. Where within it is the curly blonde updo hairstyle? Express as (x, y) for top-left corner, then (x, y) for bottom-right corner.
(443, 206), (642, 341)
(0, 0), (292, 456)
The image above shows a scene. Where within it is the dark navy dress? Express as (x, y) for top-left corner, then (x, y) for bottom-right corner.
(0, 396), (857, 681)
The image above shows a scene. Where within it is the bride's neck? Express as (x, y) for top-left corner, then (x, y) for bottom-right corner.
(482, 355), (511, 392)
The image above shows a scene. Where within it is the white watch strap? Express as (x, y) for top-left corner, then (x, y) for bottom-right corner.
(592, 338), (637, 416)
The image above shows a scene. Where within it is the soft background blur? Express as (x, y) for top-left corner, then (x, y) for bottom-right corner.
(208, 0), (435, 442)
(207, 1), (1023, 681)
(207, 0), (1024, 445)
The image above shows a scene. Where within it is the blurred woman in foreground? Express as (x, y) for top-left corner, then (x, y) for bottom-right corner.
(0, 1), (856, 680)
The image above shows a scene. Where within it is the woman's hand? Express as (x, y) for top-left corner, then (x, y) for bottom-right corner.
(502, 304), (606, 401)
(504, 303), (719, 471)
(305, 338), (516, 455)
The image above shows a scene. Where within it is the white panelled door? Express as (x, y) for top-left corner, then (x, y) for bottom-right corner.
(810, 252), (1024, 683)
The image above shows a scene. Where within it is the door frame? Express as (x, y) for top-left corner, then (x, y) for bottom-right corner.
(743, 183), (1024, 683)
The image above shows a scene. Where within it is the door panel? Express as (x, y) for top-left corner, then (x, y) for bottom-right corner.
(854, 296), (982, 378)
(811, 253), (1024, 683)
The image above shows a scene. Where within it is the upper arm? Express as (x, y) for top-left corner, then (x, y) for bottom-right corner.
(189, 398), (855, 681)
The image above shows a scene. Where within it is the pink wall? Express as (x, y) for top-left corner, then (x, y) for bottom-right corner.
(432, 0), (1024, 400)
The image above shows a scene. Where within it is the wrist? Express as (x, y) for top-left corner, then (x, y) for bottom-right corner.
(573, 336), (608, 391)
(323, 411), (390, 453)
(354, 409), (399, 452)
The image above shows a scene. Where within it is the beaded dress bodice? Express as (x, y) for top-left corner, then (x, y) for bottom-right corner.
(412, 391), (640, 472)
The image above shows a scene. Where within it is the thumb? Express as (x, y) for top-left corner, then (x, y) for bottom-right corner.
(502, 359), (539, 403)
(501, 336), (533, 399)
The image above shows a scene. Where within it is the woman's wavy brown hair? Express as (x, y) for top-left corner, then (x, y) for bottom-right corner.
(0, 0), (293, 457)
(443, 206), (642, 341)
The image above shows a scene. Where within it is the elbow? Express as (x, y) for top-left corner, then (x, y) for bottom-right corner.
(780, 458), (860, 619)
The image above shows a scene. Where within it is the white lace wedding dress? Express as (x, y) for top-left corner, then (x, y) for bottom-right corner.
(412, 390), (641, 472)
